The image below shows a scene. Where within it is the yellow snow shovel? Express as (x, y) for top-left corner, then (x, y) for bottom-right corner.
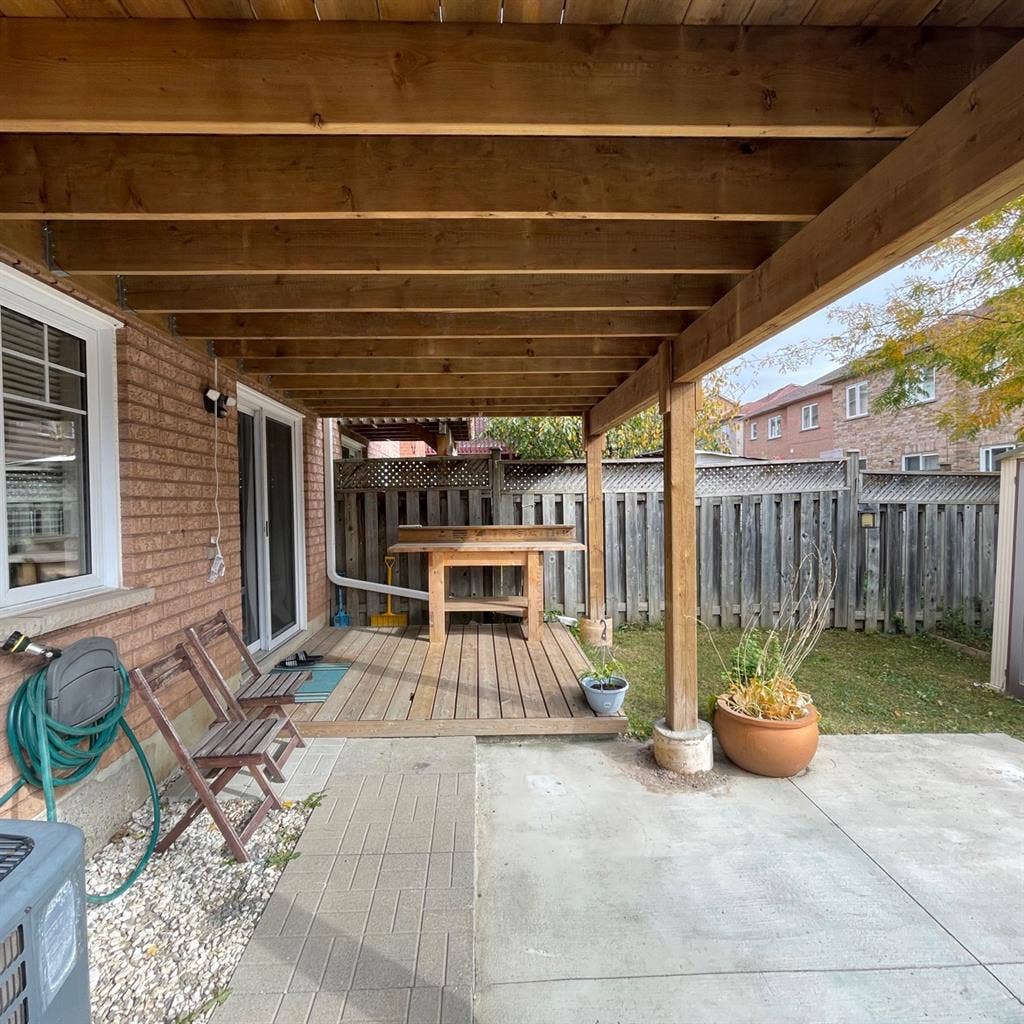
(370, 556), (408, 627)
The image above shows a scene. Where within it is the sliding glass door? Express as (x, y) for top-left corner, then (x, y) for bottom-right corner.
(236, 387), (306, 651)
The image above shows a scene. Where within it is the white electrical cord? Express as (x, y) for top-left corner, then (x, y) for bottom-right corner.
(207, 359), (226, 584)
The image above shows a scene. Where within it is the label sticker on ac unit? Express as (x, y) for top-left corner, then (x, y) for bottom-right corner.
(39, 879), (79, 1009)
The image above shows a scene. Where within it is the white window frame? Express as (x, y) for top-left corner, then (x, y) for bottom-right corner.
(909, 366), (937, 405)
(749, 421), (758, 440)
(901, 453), (939, 472)
(846, 381), (869, 419)
(801, 403), (819, 431)
(767, 415), (782, 439)
(0, 265), (122, 610)
(980, 443), (1015, 472)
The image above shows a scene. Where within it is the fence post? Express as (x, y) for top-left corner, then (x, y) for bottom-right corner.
(845, 450), (861, 632)
(489, 447), (504, 524)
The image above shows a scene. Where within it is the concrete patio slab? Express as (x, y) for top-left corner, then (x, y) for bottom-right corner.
(790, 732), (1024, 965)
(475, 733), (1024, 1024)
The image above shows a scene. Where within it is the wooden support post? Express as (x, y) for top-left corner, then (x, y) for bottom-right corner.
(435, 428), (451, 456)
(428, 552), (446, 646)
(653, 346), (712, 772)
(580, 412), (612, 647)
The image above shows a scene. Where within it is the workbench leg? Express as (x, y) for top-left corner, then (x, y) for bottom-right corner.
(525, 551), (543, 641)
(428, 552), (446, 646)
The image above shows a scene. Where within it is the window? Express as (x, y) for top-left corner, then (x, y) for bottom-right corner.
(749, 421), (758, 440)
(767, 415), (781, 439)
(909, 367), (937, 404)
(801, 403), (819, 430)
(980, 444), (1015, 472)
(0, 266), (121, 609)
(846, 381), (868, 418)
(902, 453), (940, 471)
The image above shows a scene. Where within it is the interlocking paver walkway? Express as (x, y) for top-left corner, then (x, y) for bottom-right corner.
(214, 737), (476, 1024)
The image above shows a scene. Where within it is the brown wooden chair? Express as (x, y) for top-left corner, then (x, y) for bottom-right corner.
(130, 645), (286, 863)
(183, 610), (305, 783)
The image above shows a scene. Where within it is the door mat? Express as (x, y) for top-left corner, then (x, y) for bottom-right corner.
(270, 663), (350, 704)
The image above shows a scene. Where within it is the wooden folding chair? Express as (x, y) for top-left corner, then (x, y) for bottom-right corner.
(130, 645), (287, 862)
(183, 610), (305, 784)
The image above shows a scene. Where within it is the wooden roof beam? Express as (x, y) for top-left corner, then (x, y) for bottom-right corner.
(589, 38), (1024, 434)
(245, 356), (648, 374)
(266, 372), (630, 390)
(41, 220), (799, 275)
(1, 22), (1017, 136)
(213, 338), (661, 358)
(185, 311), (685, 339)
(0, 135), (897, 221)
(120, 273), (739, 314)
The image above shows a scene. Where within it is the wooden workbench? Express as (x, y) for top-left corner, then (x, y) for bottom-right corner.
(388, 525), (585, 645)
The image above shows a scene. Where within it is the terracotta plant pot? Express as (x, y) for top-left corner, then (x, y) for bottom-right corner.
(713, 697), (820, 778)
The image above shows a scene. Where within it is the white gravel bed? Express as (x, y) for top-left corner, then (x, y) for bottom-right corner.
(85, 783), (317, 1024)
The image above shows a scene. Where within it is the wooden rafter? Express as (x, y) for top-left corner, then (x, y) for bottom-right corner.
(1, 22), (1016, 136)
(212, 338), (661, 359)
(44, 219), (800, 275)
(178, 312), (686, 339)
(119, 273), (739, 314)
(0, 135), (897, 221)
(243, 356), (648, 375)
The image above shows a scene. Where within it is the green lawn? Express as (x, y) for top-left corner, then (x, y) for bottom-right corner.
(598, 625), (1024, 741)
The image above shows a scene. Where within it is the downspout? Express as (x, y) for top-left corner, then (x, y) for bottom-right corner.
(322, 418), (428, 602)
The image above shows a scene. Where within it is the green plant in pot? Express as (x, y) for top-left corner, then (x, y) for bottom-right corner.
(580, 652), (628, 716)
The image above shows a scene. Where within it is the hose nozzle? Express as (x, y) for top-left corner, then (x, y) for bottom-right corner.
(2, 631), (61, 660)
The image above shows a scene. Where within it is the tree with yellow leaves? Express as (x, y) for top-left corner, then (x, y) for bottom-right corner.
(482, 369), (738, 459)
(770, 198), (1024, 441)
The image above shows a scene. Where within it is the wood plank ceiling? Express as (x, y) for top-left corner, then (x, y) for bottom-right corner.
(0, 8), (1021, 417)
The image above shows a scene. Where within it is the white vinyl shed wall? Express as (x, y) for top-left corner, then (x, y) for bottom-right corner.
(991, 445), (1024, 693)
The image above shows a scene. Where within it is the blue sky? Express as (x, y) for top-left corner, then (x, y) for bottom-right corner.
(724, 260), (917, 403)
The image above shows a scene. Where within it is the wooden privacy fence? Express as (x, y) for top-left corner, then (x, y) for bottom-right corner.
(334, 452), (1001, 634)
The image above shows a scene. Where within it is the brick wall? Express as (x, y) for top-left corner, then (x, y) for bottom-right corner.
(830, 367), (1023, 471)
(744, 394), (836, 461)
(0, 321), (327, 822)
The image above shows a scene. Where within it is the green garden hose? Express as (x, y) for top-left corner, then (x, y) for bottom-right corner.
(0, 662), (160, 904)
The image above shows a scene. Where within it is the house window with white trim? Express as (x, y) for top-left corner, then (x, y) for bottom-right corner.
(980, 443), (1015, 471)
(0, 266), (121, 609)
(846, 381), (868, 419)
(909, 366), (937, 404)
(801, 403), (819, 430)
(767, 415), (781, 439)
(749, 421), (758, 440)
(902, 453), (939, 471)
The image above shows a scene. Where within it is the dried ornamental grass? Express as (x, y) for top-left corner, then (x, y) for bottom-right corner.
(719, 675), (814, 721)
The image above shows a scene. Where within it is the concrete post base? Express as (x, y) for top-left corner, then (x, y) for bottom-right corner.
(579, 617), (613, 648)
(652, 718), (714, 774)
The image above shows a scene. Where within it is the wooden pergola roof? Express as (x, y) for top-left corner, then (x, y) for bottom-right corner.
(1, 1), (1023, 25)
(0, 9), (1022, 424)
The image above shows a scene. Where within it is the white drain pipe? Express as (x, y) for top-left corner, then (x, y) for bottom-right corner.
(322, 419), (429, 602)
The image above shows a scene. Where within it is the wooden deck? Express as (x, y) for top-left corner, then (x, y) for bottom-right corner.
(288, 621), (627, 738)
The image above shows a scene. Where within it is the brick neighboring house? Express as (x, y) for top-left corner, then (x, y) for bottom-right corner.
(819, 363), (1022, 472)
(736, 363), (1022, 471)
(738, 382), (837, 461)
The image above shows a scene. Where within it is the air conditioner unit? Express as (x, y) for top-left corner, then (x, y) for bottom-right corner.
(0, 822), (90, 1024)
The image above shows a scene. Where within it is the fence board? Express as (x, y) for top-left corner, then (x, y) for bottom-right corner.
(334, 456), (999, 634)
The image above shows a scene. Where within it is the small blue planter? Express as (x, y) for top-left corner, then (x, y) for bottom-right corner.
(580, 675), (629, 716)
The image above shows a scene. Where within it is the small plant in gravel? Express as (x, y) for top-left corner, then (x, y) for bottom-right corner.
(267, 847), (302, 869)
(173, 989), (230, 1024)
(301, 790), (327, 809)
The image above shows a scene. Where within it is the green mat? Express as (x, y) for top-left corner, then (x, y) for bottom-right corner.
(271, 663), (350, 703)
